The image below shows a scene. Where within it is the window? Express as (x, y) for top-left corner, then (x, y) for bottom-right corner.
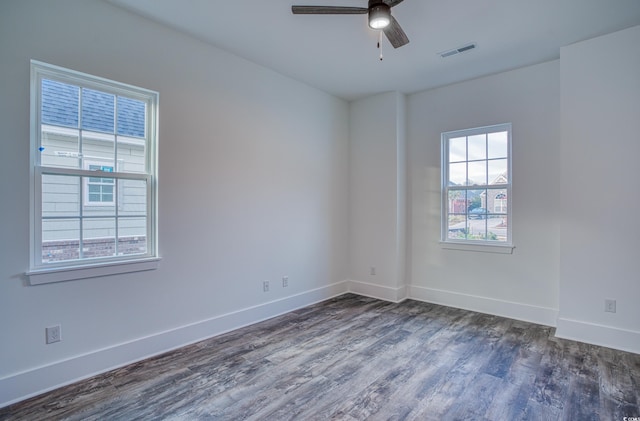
(441, 123), (512, 251)
(85, 162), (115, 205)
(28, 61), (159, 284)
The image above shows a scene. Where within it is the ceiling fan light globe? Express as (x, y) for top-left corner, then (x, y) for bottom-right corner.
(368, 4), (391, 29)
(369, 16), (390, 29)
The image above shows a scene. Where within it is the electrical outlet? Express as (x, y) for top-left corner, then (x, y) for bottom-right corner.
(263, 280), (270, 292)
(46, 325), (61, 344)
(282, 276), (289, 288)
(370, 267), (376, 276)
(605, 299), (616, 313)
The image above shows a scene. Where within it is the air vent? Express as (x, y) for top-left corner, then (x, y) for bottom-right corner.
(439, 43), (477, 58)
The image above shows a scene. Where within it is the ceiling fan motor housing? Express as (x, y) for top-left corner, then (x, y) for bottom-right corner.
(368, 2), (391, 29)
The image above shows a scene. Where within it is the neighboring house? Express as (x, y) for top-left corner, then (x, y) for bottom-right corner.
(480, 173), (508, 213)
(40, 79), (148, 262)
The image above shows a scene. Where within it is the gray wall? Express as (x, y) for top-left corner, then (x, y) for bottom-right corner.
(407, 60), (561, 325)
(0, 0), (350, 405)
(557, 25), (640, 351)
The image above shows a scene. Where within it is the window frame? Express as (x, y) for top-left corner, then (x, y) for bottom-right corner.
(28, 60), (160, 284)
(440, 123), (514, 253)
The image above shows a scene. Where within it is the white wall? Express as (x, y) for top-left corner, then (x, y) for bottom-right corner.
(0, 0), (349, 406)
(348, 92), (407, 302)
(557, 25), (640, 353)
(407, 61), (561, 326)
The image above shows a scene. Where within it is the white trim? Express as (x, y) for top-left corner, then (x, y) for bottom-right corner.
(440, 241), (515, 254)
(0, 281), (350, 408)
(408, 285), (558, 327)
(348, 280), (407, 303)
(26, 257), (161, 285)
(555, 318), (640, 355)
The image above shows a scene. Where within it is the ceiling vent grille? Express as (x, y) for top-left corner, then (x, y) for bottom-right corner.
(439, 43), (477, 58)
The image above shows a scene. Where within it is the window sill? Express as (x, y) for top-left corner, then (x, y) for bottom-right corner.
(440, 241), (515, 254)
(26, 257), (161, 285)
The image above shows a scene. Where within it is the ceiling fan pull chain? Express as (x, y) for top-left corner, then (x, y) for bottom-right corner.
(378, 30), (384, 61)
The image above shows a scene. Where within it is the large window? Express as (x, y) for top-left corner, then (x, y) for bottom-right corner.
(441, 123), (512, 249)
(29, 61), (159, 283)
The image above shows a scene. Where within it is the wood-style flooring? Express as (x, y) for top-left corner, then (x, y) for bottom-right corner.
(1, 294), (639, 420)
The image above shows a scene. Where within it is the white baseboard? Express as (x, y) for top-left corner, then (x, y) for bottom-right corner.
(555, 317), (640, 355)
(6, 281), (637, 409)
(408, 285), (558, 327)
(0, 281), (349, 409)
(348, 280), (407, 303)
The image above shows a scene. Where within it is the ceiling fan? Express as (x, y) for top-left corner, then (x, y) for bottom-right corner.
(291, 0), (409, 49)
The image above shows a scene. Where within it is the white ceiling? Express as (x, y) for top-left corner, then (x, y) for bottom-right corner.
(107, 0), (640, 101)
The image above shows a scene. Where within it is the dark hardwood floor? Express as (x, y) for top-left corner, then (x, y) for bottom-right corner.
(2, 294), (639, 420)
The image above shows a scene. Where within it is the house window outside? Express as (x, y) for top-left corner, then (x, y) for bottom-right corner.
(494, 193), (507, 213)
(441, 123), (512, 246)
(29, 61), (158, 281)
(86, 163), (115, 204)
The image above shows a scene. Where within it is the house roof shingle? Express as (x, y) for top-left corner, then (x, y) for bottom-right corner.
(42, 79), (145, 138)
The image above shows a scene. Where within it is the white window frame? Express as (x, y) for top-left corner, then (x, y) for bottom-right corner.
(27, 61), (160, 284)
(441, 123), (514, 254)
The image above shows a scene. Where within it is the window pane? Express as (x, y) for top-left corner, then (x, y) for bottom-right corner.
(467, 189), (485, 216)
(448, 137), (466, 162)
(82, 137), (115, 163)
(116, 97), (147, 174)
(467, 161), (486, 186)
(41, 79), (79, 129)
(118, 216), (147, 256)
(467, 134), (486, 160)
(42, 218), (80, 263)
(488, 131), (508, 159)
(42, 174), (80, 218)
(41, 129), (81, 168)
(448, 190), (467, 214)
(488, 159), (508, 184)
(447, 214), (467, 240)
(487, 216), (508, 242)
(82, 89), (114, 134)
(466, 217), (487, 240)
(84, 174), (116, 208)
(83, 218), (116, 258)
(117, 138), (146, 174)
(488, 188), (508, 215)
(118, 179), (147, 216)
(449, 162), (466, 186)
(117, 97), (146, 138)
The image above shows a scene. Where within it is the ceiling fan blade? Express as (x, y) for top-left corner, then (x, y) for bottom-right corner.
(291, 6), (368, 14)
(383, 0), (404, 7)
(383, 16), (409, 48)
